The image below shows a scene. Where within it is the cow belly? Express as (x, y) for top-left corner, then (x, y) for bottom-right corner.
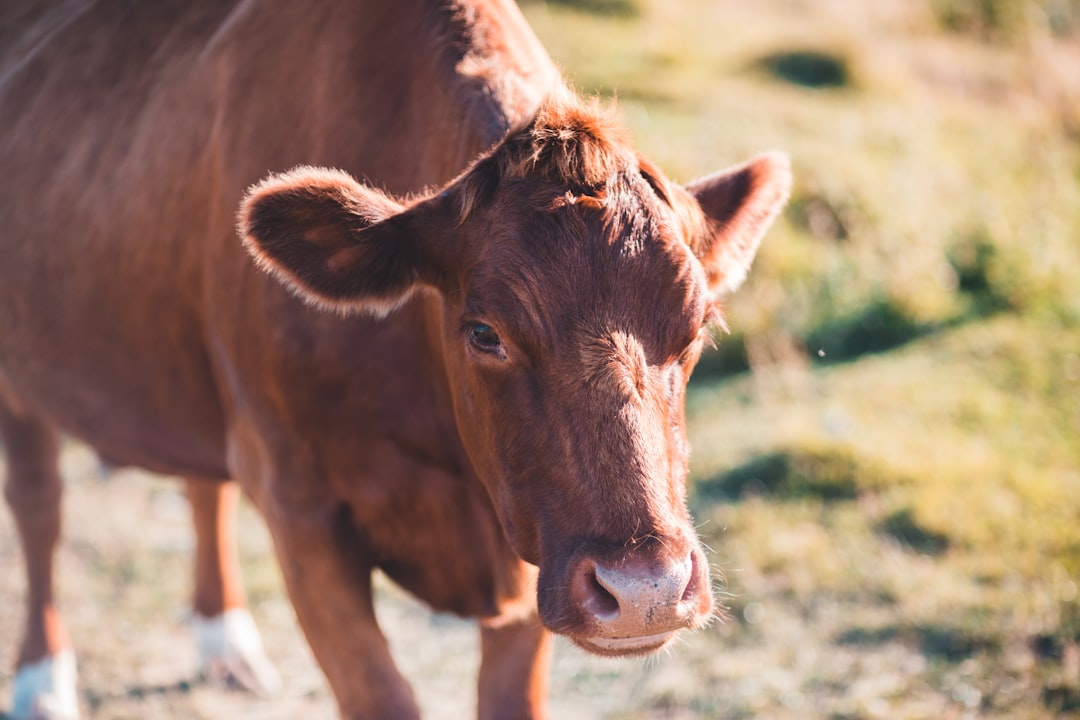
(0, 333), (228, 479)
(71, 397), (228, 479)
(0, 229), (228, 476)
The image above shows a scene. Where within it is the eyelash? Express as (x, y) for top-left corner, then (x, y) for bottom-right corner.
(465, 322), (505, 358)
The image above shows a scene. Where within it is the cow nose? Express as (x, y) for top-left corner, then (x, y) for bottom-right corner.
(569, 550), (700, 648)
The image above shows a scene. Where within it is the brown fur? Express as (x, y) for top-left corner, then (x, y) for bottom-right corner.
(455, 90), (635, 223)
(0, 1), (790, 717)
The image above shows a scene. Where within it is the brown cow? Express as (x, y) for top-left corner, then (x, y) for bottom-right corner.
(0, 1), (790, 718)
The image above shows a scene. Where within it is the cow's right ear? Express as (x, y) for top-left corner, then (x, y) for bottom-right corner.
(239, 166), (448, 316)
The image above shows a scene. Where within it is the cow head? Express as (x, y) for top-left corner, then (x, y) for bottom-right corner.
(239, 94), (790, 656)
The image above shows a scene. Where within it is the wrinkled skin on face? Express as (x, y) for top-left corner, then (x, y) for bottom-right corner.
(240, 94), (791, 654)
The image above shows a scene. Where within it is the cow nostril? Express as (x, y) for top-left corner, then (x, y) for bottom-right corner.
(679, 552), (699, 604)
(582, 567), (620, 621)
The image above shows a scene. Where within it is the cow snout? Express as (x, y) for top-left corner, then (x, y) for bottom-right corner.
(568, 547), (707, 655)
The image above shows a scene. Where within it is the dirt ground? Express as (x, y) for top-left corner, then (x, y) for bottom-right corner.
(0, 444), (710, 720)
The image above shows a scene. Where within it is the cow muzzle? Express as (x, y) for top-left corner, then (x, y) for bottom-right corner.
(562, 543), (711, 656)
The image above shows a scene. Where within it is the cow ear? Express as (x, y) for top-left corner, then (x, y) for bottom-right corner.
(684, 152), (791, 297)
(239, 166), (447, 315)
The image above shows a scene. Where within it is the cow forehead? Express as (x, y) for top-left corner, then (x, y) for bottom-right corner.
(451, 90), (717, 343)
(464, 190), (710, 363)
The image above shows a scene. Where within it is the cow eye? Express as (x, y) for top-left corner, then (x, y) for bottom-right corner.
(467, 322), (503, 355)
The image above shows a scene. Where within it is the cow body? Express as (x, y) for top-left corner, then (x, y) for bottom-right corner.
(0, 1), (790, 718)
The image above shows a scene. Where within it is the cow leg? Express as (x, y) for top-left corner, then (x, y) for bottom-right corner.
(262, 501), (420, 719)
(0, 400), (80, 720)
(184, 477), (281, 695)
(477, 614), (552, 720)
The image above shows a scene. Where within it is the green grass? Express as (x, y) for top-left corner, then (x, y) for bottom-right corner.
(931, 0), (1080, 41)
(525, 0), (1080, 716)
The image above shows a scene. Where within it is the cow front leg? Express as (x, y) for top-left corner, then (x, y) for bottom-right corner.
(263, 500), (420, 719)
(185, 478), (281, 695)
(1, 401), (79, 720)
(478, 613), (552, 720)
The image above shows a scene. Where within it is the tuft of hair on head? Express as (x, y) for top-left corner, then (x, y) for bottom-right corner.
(506, 87), (631, 190)
(454, 87), (635, 222)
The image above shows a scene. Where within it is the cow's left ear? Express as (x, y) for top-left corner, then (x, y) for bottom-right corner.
(684, 152), (791, 297)
(239, 166), (451, 316)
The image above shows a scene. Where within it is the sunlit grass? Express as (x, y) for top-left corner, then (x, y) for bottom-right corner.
(682, 316), (1080, 716)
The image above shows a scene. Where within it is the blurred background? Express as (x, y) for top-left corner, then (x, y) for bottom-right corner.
(524, 0), (1079, 717)
(2, 0), (1079, 718)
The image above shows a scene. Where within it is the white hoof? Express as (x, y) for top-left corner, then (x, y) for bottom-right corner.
(191, 608), (282, 696)
(11, 649), (80, 720)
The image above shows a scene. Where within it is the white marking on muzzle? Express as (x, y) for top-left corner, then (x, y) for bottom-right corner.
(586, 629), (677, 652)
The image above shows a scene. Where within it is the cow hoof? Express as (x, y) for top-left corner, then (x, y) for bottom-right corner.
(11, 649), (80, 720)
(191, 608), (282, 696)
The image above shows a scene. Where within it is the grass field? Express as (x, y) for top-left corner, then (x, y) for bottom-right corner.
(3, 0), (1080, 718)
